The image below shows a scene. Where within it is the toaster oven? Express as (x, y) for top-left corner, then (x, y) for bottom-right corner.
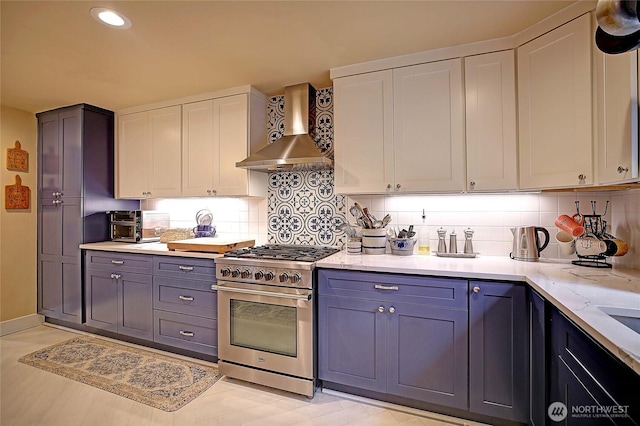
(107, 210), (170, 243)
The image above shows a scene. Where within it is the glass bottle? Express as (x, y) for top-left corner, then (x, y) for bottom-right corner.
(417, 209), (430, 255)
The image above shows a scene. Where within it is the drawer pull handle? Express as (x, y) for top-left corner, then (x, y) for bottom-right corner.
(111, 260), (124, 265)
(374, 284), (398, 291)
(179, 331), (194, 337)
(178, 266), (194, 272)
(178, 295), (194, 301)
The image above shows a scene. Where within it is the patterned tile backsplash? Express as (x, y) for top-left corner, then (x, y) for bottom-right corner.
(267, 86), (348, 246)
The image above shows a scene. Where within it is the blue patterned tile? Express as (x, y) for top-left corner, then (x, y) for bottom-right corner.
(267, 87), (345, 246)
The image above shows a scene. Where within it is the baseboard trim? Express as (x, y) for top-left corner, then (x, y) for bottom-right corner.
(0, 314), (44, 336)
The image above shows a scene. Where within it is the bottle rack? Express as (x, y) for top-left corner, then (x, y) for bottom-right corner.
(572, 201), (611, 269)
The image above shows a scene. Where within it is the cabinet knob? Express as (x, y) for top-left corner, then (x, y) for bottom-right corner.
(388, 306), (396, 314)
(617, 166), (629, 174)
(206, 189), (212, 195)
(473, 286), (480, 293)
(387, 184), (392, 190)
(578, 174), (586, 181)
(378, 306), (385, 313)
(110, 273), (121, 280)
(396, 183), (401, 189)
(469, 181), (476, 189)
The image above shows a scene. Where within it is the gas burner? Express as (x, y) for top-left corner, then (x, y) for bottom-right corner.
(224, 244), (339, 262)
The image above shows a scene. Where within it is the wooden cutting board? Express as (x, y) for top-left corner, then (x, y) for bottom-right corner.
(167, 237), (255, 253)
(5, 175), (30, 209)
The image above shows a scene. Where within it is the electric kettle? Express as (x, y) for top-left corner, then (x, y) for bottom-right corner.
(510, 226), (550, 261)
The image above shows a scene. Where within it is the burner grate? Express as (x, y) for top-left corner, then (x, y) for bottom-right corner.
(224, 244), (339, 262)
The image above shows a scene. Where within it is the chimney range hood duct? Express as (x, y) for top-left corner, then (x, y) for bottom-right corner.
(236, 83), (333, 172)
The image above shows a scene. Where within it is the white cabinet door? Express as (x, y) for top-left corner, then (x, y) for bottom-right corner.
(148, 106), (182, 197)
(182, 100), (215, 196)
(117, 112), (150, 198)
(212, 94), (250, 196)
(465, 50), (518, 191)
(595, 49), (638, 184)
(117, 106), (182, 198)
(517, 14), (592, 190)
(334, 70), (394, 194)
(393, 59), (465, 192)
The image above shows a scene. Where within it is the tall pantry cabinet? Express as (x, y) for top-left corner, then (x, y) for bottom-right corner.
(37, 104), (138, 323)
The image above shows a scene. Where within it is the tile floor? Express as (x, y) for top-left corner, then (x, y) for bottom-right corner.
(1, 325), (485, 426)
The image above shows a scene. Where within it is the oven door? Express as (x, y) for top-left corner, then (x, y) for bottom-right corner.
(213, 281), (313, 379)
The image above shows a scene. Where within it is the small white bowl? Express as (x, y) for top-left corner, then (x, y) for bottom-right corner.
(388, 237), (416, 256)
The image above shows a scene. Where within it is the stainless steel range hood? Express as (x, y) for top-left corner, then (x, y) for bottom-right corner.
(236, 83), (333, 171)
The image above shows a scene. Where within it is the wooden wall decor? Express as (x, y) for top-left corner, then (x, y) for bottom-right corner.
(7, 140), (29, 171)
(5, 174), (30, 209)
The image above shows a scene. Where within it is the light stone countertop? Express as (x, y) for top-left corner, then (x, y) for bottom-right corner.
(316, 251), (640, 376)
(79, 241), (225, 259)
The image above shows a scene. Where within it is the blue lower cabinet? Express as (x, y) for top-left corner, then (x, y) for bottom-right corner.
(550, 308), (640, 425)
(318, 296), (387, 393)
(318, 269), (469, 410)
(387, 302), (468, 409)
(468, 281), (529, 423)
(84, 267), (153, 340)
(529, 289), (548, 426)
(318, 269), (532, 423)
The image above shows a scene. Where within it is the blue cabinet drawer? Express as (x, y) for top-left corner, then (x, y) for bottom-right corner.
(154, 310), (217, 356)
(153, 256), (216, 281)
(153, 276), (217, 319)
(318, 269), (467, 309)
(84, 251), (153, 275)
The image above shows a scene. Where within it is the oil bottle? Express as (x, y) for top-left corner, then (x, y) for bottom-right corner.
(417, 209), (430, 255)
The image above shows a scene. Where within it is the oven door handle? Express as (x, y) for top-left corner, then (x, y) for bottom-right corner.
(211, 284), (312, 301)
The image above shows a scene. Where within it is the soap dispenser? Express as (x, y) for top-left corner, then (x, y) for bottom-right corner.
(417, 209), (430, 255)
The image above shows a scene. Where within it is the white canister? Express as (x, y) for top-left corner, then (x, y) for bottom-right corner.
(346, 239), (362, 254)
(362, 228), (387, 254)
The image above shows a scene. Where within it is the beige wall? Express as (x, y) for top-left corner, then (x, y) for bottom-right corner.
(1, 106), (37, 321)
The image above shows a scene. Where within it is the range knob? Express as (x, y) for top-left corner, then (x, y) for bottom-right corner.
(220, 267), (231, 277)
(231, 268), (241, 278)
(264, 271), (275, 281)
(279, 272), (289, 283)
(240, 269), (251, 279)
(290, 273), (302, 284)
(254, 270), (264, 280)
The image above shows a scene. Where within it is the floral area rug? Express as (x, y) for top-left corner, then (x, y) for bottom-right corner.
(18, 336), (220, 411)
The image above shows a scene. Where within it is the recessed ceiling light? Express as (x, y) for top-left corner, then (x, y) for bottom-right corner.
(90, 7), (132, 29)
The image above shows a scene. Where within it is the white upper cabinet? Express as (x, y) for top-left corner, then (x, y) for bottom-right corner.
(464, 50), (518, 191)
(393, 59), (465, 192)
(119, 87), (267, 199)
(334, 70), (394, 194)
(182, 99), (215, 196)
(594, 48), (638, 184)
(182, 95), (257, 196)
(334, 60), (464, 194)
(117, 105), (182, 198)
(517, 13), (593, 190)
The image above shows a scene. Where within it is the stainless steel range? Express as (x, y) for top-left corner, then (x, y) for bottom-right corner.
(212, 244), (339, 397)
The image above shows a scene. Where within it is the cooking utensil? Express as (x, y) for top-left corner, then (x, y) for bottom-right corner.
(596, 0), (640, 37)
(595, 25), (640, 54)
(381, 214), (392, 228)
(349, 205), (361, 219)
